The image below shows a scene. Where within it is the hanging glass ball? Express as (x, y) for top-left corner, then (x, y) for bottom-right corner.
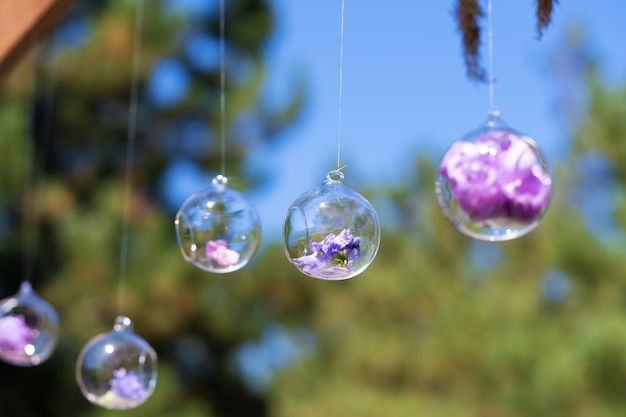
(436, 113), (552, 241)
(76, 316), (157, 410)
(0, 281), (58, 366)
(283, 170), (380, 280)
(175, 175), (261, 273)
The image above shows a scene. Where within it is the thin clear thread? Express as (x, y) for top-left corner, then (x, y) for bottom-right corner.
(118, 0), (144, 316)
(220, 0), (226, 177)
(487, 0), (497, 115)
(336, 0), (345, 170)
(21, 41), (37, 285)
(23, 44), (57, 285)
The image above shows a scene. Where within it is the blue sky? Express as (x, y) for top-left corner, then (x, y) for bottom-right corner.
(55, 0), (626, 243)
(249, 0), (626, 240)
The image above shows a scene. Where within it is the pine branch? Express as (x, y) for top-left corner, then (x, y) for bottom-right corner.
(537, 0), (558, 39)
(455, 0), (560, 80)
(455, 0), (485, 81)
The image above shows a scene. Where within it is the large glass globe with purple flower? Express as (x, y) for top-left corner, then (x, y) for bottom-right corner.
(436, 114), (552, 241)
(175, 175), (261, 273)
(0, 281), (58, 366)
(76, 316), (157, 410)
(283, 170), (380, 280)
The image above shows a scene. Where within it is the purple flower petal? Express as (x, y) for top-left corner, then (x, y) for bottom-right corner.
(293, 252), (330, 273)
(439, 131), (551, 223)
(502, 166), (552, 221)
(498, 136), (536, 175)
(205, 239), (240, 267)
(346, 236), (361, 263)
(110, 368), (146, 401)
(0, 315), (31, 352)
(293, 229), (361, 276)
(308, 238), (324, 253)
(332, 229), (354, 251)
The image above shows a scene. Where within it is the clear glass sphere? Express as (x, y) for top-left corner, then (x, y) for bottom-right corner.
(175, 175), (262, 273)
(283, 170), (380, 280)
(76, 316), (157, 410)
(0, 281), (58, 366)
(436, 113), (552, 241)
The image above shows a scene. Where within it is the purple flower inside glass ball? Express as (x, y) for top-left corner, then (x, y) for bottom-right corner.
(76, 316), (157, 410)
(110, 368), (146, 401)
(293, 228), (361, 278)
(0, 315), (31, 353)
(436, 117), (552, 241)
(283, 170), (380, 280)
(175, 175), (261, 273)
(0, 281), (59, 367)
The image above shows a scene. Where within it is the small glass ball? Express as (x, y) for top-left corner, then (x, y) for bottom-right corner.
(283, 170), (380, 280)
(175, 175), (262, 273)
(0, 281), (58, 366)
(436, 113), (552, 241)
(76, 316), (157, 410)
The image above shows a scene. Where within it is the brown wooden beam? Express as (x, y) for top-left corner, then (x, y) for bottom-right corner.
(0, 0), (78, 79)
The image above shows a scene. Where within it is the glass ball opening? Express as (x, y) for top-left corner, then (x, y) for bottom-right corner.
(283, 170), (380, 280)
(436, 115), (552, 241)
(0, 281), (59, 367)
(175, 175), (262, 273)
(76, 316), (157, 410)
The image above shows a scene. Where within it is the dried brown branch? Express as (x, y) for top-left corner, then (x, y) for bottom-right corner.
(537, 0), (558, 38)
(455, 0), (560, 80)
(455, 0), (485, 81)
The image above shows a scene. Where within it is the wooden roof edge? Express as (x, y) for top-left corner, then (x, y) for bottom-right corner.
(0, 0), (78, 80)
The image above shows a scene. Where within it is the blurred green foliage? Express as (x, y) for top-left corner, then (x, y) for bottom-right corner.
(1, 1), (626, 417)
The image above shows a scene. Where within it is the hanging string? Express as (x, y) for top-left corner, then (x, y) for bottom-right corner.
(336, 0), (345, 170)
(22, 41), (58, 285)
(486, 0), (498, 116)
(21, 39), (38, 285)
(118, 0), (145, 315)
(219, 0), (227, 177)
